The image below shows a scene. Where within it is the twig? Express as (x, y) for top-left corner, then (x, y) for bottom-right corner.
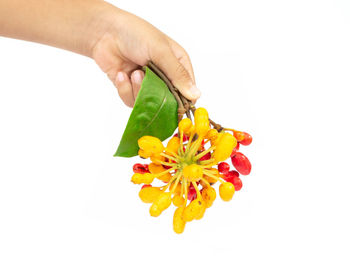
(146, 61), (225, 132)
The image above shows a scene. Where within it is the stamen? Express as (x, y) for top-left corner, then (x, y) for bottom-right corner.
(203, 139), (210, 145)
(185, 133), (194, 154)
(170, 172), (182, 194)
(180, 132), (184, 155)
(154, 167), (177, 177)
(192, 181), (202, 200)
(161, 173), (179, 191)
(194, 146), (216, 161)
(223, 128), (236, 133)
(159, 161), (177, 167)
(183, 178), (188, 207)
(199, 178), (211, 187)
(202, 170), (225, 183)
(187, 137), (203, 157)
(199, 158), (215, 165)
(160, 153), (178, 162)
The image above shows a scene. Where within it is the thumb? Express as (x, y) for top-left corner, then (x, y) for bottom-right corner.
(151, 48), (201, 102)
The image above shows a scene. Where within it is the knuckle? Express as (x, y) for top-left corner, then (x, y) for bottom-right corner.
(175, 62), (191, 81)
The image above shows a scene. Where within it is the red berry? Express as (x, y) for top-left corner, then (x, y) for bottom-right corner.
(233, 131), (245, 142)
(233, 177), (243, 191)
(162, 159), (172, 169)
(142, 164), (149, 172)
(162, 165), (172, 169)
(231, 152), (251, 175)
(223, 175), (234, 184)
(231, 143), (240, 157)
(223, 172), (235, 183)
(174, 133), (189, 142)
(223, 170), (238, 181)
(133, 163), (149, 174)
(199, 152), (212, 161)
(218, 162), (230, 174)
(162, 158), (173, 170)
(226, 170), (240, 178)
(141, 184), (152, 189)
(187, 184), (197, 201)
(240, 132), (252, 146)
(223, 174), (242, 190)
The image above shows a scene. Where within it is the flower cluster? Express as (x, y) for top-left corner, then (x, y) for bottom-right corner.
(131, 108), (252, 233)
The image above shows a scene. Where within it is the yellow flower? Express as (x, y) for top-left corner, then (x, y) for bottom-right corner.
(131, 107), (252, 233)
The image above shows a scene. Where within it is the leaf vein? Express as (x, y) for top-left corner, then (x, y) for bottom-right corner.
(139, 93), (168, 137)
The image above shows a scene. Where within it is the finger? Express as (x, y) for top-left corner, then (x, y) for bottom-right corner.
(167, 37), (195, 83)
(114, 71), (134, 107)
(131, 70), (145, 100)
(150, 44), (201, 102)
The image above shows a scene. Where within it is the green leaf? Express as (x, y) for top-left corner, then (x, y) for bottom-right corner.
(114, 67), (178, 157)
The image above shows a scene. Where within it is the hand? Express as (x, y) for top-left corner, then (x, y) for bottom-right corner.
(91, 7), (201, 107)
(0, 0), (200, 107)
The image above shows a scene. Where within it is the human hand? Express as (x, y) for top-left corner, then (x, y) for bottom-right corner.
(91, 6), (201, 107)
(0, 0), (200, 107)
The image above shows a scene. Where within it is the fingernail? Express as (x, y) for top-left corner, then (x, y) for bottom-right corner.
(133, 71), (143, 84)
(117, 72), (125, 82)
(189, 85), (201, 98)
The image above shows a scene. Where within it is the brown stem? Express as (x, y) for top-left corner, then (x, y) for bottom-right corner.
(147, 62), (185, 122)
(146, 61), (225, 132)
(178, 94), (192, 120)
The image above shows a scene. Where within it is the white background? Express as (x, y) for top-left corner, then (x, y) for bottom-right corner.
(1, 0), (349, 268)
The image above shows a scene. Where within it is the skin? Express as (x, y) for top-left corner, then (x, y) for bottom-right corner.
(0, 0), (201, 107)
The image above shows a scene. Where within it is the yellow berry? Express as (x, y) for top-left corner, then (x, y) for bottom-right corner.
(148, 163), (172, 182)
(131, 173), (142, 184)
(165, 136), (180, 155)
(149, 204), (162, 217)
(188, 125), (196, 136)
(157, 192), (172, 209)
(202, 186), (216, 208)
(138, 136), (164, 155)
(139, 187), (162, 203)
(173, 207), (186, 234)
(150, 153), (165, 165)
(194, 201), (206, 220)
(183, 206), (194, 222)
(142, 173), (155, 184)
(219, 182), (235, 201)
(149, 192), (171, 217)
(211, 132), (223, 146)
(203, 168), (219, 184)
(194, 108), (210, 137)
(131, 173), (154, 184)
(172, 194), (185, 207)
(138, 149), (152, 159)
(183, 164), (203, 180)
(161, 173), (172, 183)
(148, 163), (163, 174)
(206, 128), (218, 140)
(213, 132), (237, 163)
(170, 182), (182, 195)
(183, 199), (203, 222)
(179, 118), (193, 134)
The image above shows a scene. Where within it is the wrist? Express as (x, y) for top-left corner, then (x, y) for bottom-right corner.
(84, 1), (123, 58)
